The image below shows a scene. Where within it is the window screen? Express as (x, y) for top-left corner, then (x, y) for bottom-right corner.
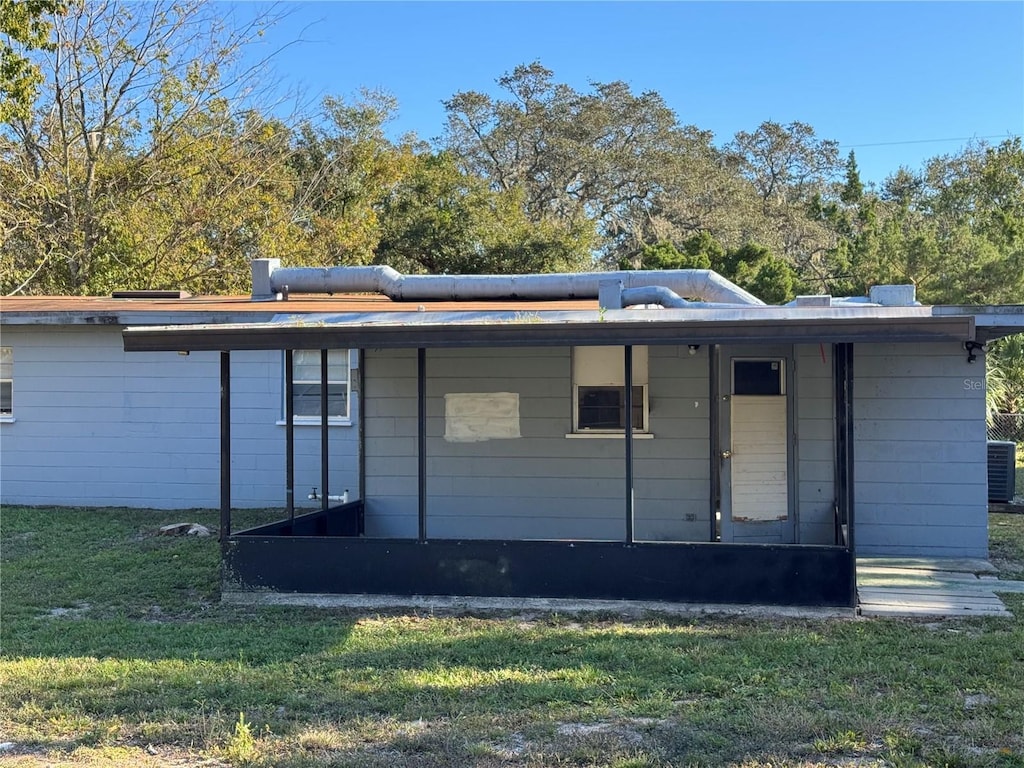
(573, 346), (649, 432)
(577, 386), (646, 430)
(733, 359), (784, 395)
(0, 347), (11, 416)
(288, 349), (350, 421)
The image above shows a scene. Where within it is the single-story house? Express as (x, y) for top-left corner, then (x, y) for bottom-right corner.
(3, 260), (1021, 606)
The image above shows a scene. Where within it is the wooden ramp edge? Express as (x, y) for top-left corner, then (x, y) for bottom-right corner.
(856, 559), (1018, 618)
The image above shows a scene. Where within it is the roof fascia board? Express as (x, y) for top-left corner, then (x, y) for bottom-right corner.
(122, 316), (975, 353)
(0, 311), (283, 326)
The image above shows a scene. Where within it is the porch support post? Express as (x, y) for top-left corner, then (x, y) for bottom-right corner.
(624, 345), (634, 544)
(320, 349), (329, 512)
(418, 347), (427, 542)
(285, 349), (295, 522)
(708, 344), (720, 542)
(219, 351), (231, 546)
(358, 350), (365, 504)
(834, 342), (856, 605)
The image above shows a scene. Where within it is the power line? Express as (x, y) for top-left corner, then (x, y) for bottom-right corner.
(840, 134), (1018, 149)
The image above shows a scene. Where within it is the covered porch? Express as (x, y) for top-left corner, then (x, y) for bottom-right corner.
(123, 306), (976, 608)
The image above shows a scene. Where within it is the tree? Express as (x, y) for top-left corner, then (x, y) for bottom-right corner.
(288, 90), (416, 267)
(729, 121), (840, 206)
(622, 234), (721, 272)
(834, 139), (1024, 305)
(104, 108), (301, 294)
(840, 150), (864, 205)
(0, 0), (63, 122)
(916, 138), (1024, 304)
(1, 0), (293, 295)
(376, 151), (594, 275)
(442, 62), (712, 265)
(629, 233), (799, 304)
(725, 121), (842, 287)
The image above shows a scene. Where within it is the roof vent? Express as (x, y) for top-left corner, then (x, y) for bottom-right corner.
(111, 290), (191, 300)
(868, 285), (917, 307)
(792, 295), (832, 307)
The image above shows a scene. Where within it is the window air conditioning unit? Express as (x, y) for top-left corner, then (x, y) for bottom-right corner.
(987, 441), (1017, 503)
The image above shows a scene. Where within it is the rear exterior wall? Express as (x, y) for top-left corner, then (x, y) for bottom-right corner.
(853, 342), (987, 557)
(0, 325), (359, 509)
(362, 345), (713, 541)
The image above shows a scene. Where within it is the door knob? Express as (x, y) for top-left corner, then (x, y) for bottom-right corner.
(721, 450), (732, 459)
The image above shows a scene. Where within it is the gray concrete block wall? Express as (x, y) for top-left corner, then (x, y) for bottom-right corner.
(362, 348), (419, 536)
(0, 325), (359, 509)
(795, 343), (836, 544)
(853, 342), (987, 557)
(362, 345), (711, 541)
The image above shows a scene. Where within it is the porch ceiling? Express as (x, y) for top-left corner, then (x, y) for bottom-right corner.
(122, 308), (976, 352)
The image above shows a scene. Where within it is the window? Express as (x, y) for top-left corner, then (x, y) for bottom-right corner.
(282, 349), (351, 424)
(572, 346), (649, 433)
(732, 359), (784, 395)
(0, 347), (11, 419)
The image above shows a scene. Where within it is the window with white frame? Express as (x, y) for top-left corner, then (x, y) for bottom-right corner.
(283, 349), (351, 424)
(0, 347), (11, 418)
(572, 346), (649, 432)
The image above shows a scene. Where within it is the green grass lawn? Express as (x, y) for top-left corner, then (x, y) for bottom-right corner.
(2, 507), (1024, 768)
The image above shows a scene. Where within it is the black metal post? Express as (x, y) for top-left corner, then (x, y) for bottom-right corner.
(708, 344), (720, 542)
(321, 349), (329, 512)
(285, 349), (295, 522)
(834, 342), (857, 607)
(219, 351), (231, 546)
(624, 345), (634, 544)
(418, 347), (427, 542)
(358, 349), (365, 504)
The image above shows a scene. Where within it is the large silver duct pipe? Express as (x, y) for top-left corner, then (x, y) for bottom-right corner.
(252, 259), (765, 306)
(617, 285), (751, 309)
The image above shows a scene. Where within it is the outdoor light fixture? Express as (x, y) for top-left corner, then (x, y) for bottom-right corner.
(964, 341), (985, 364)
(687, 345), (700, 356)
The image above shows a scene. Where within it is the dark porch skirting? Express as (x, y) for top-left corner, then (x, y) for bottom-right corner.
(226, 508), (854, 607)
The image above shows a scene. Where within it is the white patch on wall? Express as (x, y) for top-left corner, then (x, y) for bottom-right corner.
(444, 392), (521, 442)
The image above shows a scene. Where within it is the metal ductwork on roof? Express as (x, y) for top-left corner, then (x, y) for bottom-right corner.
(251, 259), (766, 306)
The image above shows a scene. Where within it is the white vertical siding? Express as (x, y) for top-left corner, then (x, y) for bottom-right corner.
(853, 342), (987, 557)
(0, 325), (359, 509)
(730, 396), (788, 520)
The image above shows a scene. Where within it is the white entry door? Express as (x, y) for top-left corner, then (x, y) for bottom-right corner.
(719, 352), (795, 543)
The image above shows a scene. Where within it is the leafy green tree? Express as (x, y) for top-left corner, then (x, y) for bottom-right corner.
(721, 242), (799, 305)
(376, 152), (593, 274)
(442, 62), (710, 265)
(840, 150), (864, 205)
(0, 0), (63, 122)
(1, 0), (291, 295)
(289, 90), (416, 267)
(916, 138), (1024, 304)
(105, 108), (300, 294)
(729, 121), (841, 206)
(629, 233), (799, 304)
(623, 234), (721, 271)
(718, 121), (843, 292)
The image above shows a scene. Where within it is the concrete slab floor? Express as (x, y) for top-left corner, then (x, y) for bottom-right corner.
(222, 591), (856, 619)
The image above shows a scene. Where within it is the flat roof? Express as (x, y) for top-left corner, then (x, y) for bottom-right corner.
(4, 293), (1019, 348)
(122, 306), (979, 351)
(0, 293), (600, 326)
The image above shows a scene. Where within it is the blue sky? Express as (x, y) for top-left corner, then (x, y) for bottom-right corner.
(239, 1), (1023, 186)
